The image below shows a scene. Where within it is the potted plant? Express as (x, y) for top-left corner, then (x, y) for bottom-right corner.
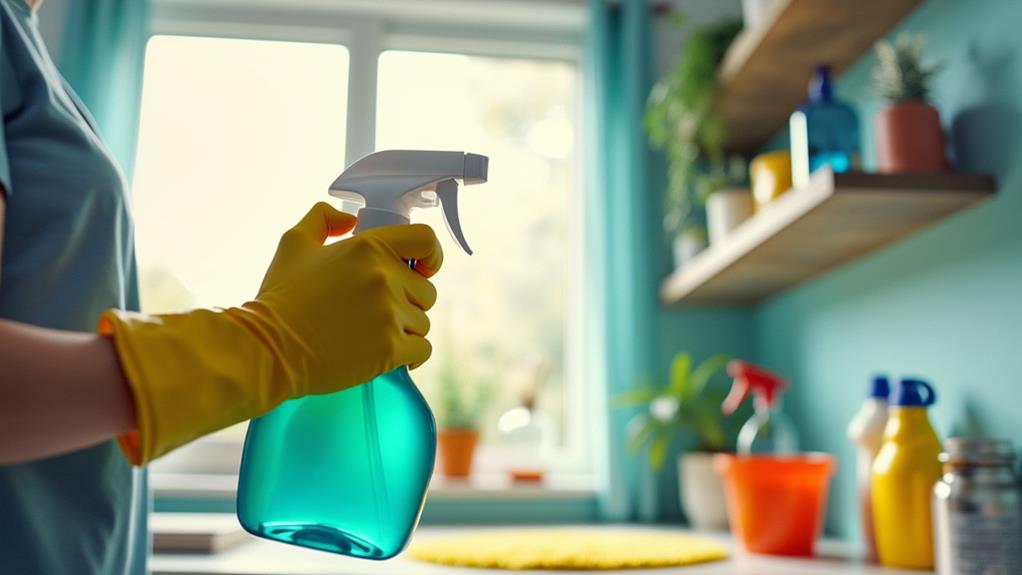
(702, 159), (751, 246)
(614, 352), (734, 530)
(873, 33), (948, 173)
(434, 360), (490, 479)
(645, 16), (747, 259)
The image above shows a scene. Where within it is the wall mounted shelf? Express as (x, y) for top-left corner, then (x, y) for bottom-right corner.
(661, 168), (995, 306)
(719, 0), (922, 153)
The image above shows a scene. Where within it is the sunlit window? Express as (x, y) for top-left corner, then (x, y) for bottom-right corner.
(134, 35), (349, 312)
(132, 36), (581, 477)
(376, 51), (579, 468)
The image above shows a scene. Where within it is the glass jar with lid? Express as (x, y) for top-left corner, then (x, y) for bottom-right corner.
(933, 437), (1022, 575)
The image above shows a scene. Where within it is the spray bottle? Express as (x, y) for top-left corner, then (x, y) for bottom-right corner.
(721, 360), (798, 455)
(237, 150), (488, 560)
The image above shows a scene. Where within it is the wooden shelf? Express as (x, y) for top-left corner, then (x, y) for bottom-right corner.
(719, 0), (922, 153)
(661, 168), (995, 306)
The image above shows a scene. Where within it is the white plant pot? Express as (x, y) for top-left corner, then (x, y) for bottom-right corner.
(672, 229), (707, 270)
(706, 188), (754, 246)
(679, 452), (729, 531)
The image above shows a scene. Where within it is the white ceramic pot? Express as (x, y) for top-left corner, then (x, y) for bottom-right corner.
(679, 452), (729, 531)
(706, 187), (754, 246)
(672, 228), (707, 270)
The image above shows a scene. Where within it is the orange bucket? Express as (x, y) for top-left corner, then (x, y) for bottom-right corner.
(714, 453), (835, 556)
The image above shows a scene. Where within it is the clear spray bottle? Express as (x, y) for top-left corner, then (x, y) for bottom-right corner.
(721, 360), (798, 455)
(237, 150), (488, 559)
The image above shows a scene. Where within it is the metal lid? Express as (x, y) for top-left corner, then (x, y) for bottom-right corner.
(940, 437), (1017, 465)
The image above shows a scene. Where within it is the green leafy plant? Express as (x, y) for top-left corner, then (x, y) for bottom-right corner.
(873, 33), (944, 104)
(434, 359), (492, 430)
(644, 15), (744, 236)
(614, 352), (732, 470)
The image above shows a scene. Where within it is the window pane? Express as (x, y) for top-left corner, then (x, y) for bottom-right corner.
(376, 51), (578, 463)
(132, 36), (349, 470)
(133, 36), (349, 313)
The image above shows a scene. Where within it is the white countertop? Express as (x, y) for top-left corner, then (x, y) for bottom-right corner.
(151, 525), (928, 575)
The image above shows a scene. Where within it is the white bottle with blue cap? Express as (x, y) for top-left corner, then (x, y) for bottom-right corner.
(847, 375), (891, 561)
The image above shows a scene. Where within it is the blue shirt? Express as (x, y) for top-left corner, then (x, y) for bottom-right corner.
(0, 1), (145, 573)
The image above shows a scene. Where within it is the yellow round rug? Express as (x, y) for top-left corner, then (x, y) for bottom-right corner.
(408, 529), (728, 570)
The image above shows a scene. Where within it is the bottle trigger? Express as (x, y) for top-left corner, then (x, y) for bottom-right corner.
(436, 179), (472, 255)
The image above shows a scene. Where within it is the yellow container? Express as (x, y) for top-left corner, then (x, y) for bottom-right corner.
(871, 378), (942, 570)
(749, 150), (793, 208)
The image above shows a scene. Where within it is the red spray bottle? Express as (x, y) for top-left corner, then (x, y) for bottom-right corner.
(722, 360), (798, 455)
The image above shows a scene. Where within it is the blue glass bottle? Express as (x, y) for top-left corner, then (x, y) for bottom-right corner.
(237, 367), (435, 559)
(790, 65), (860, 188)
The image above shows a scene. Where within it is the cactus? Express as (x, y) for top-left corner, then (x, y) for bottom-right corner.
(873, 34), (944, 104)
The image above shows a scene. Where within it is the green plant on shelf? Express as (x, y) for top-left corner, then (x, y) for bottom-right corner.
(644, 14), (744, 238)
(873, 33), (944, 104)
(433, 357), (492, 431)
(614, 352), (733, 470)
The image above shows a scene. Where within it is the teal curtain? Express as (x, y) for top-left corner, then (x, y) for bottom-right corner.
(585, 0), (661, 521)
(59, 0), (151, 176)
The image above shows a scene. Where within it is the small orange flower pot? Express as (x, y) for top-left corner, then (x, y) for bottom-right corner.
(875, 101), (949, 173)
(437, 428), (479, 478)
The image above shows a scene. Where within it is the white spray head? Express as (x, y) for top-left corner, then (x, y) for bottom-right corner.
(329, 150), (488, 255)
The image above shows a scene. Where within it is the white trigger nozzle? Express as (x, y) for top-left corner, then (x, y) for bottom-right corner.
(329, 150), (488, 246)
(437, 180), (472, 255)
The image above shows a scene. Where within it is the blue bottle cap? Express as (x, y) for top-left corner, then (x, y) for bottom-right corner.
(890, 378), (937, 407)
(868, 375), (890, 399)
(809, 65), (833, 102)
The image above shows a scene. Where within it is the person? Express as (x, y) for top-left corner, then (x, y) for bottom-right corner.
(0, 0), (442, 572)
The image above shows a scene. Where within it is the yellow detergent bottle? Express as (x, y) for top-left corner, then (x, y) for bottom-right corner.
(871, 378), (942, 570)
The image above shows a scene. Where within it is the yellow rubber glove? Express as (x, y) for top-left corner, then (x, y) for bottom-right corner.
(100, 202), (442, 465)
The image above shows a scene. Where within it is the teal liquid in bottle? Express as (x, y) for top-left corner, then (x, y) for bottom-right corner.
(237, 367), (435, 559)
(236, 150), (488, 560)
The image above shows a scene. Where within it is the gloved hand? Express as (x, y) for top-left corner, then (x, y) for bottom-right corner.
(100, 202), (442, 465)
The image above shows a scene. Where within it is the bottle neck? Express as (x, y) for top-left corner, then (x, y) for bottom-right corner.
(354, 208), (409, 233)
(884, 406), (936, 438)
(809, 68), (833, 102)
(754, 394), (781, 414)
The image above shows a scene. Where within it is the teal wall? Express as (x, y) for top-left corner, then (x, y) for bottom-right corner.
(751, 0), (1022, 539)
(650, 308), (754, 522)
(640, 0), (754, 524)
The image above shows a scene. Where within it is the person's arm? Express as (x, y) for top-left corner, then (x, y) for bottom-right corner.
(0, 199), (441, 466)
(1, 188), (135, 465)
(0, 320), (136, 464)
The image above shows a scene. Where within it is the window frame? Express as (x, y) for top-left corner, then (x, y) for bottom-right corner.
(144, 0), (593, 491)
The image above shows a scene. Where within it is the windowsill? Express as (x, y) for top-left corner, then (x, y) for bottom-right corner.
(152, 472), (598, 502)
(424, 473), (596, 500)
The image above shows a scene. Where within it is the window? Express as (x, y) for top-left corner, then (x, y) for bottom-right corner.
(376, 51), (581, 472)
(134, 4), (586, 484)
(134, 35), (349, 313)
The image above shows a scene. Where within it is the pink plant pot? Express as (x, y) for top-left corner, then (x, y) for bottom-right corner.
(874, 101), (949, 173)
